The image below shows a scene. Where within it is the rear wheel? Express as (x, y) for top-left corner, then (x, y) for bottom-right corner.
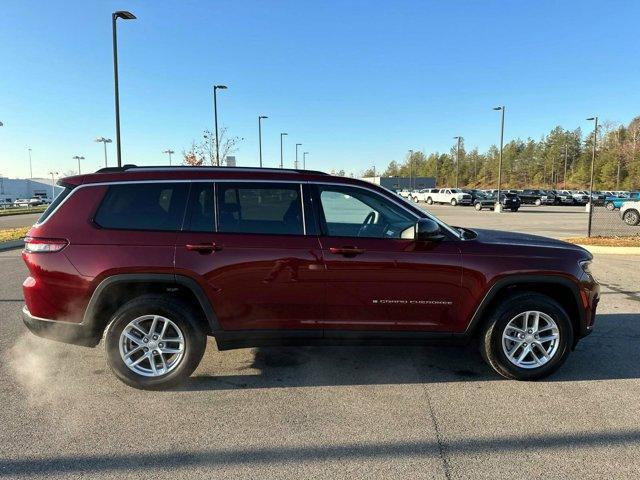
(534, 198), (542, 206)
(474, 202), (482, 211)
(623, 209), (640, 226)
(412, 196), (419, 203)
(450, 198), (457, 206)
(480, 293), (573, 380)
(426, 197), (433, 205)
(105, 295), (206, 389)
(511, 208), (519, 212)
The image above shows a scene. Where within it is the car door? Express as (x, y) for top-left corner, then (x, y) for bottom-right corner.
(174, 181), (325, 331)
(313, 183), (463, 332)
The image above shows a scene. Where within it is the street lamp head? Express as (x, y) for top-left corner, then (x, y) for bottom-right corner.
(214, 85), (227, 90)
(304, 152), (309, 155)
(453, 136), (462, 140)
(493, 106), (503, 111)
(296, 143), (302, 147)
(0, 121), (3, 127)
(587, 117), (596, 121)
(281, 132), (288, 136)
(163, 149), (175, 154)
(259, 115), (268, 119)
(114, 11), (136, 20)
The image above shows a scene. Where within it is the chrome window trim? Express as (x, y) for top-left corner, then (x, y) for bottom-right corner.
(36, 178), (460, 238)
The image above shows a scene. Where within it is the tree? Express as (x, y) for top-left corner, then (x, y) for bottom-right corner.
(182, 127), (242, 166)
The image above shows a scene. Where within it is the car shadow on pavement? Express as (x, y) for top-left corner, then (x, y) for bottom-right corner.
(179, 313), (640, 391)
(3, 429), (640, 476)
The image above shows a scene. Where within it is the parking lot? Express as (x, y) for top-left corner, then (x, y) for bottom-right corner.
(1, 222), (639, 478)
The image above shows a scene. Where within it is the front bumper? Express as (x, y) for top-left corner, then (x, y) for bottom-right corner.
(22, 306), (100, 347)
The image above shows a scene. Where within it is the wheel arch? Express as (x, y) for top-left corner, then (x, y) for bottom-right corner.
(465, 275), (584, 345)
(82, 274), (221, 338)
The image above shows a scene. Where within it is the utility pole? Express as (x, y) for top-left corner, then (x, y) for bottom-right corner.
(213, 85), (227, 166)
(258, 115), (268, 167)
(586, 116), (598, 237)
(295, 143), (302, 169)
(563, 144), (568, 189)
(493, 106), (505, 212)
(163, 149), (175, 166)
(453, 136), (462, 188)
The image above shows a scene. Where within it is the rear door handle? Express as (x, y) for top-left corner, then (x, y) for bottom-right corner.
(329, 246), (366, 256)
(186, 242), (222, 254)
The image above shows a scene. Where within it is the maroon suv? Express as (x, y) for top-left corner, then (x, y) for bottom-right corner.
(21, 166), (599, 389)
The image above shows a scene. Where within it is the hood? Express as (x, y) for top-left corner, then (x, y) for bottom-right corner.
(471, 228), (590, 255)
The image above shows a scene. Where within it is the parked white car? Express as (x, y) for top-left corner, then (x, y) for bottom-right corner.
(620, 200), (640, 226)
(13, 198), (42, 207)
(424, 188), (472, 206)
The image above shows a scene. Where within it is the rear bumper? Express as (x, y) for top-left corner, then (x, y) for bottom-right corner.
(22, 306), (100, 347)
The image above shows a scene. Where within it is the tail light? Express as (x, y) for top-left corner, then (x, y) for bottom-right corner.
(24, 236), (68, 253)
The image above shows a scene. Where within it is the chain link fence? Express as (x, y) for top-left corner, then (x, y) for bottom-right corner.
(589, 203), (640, 237)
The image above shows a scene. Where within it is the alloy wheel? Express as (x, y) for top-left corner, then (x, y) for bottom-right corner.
(501, 310), (560, 369)
(624, 210), (639, 226)
(119, 315), (185, 377)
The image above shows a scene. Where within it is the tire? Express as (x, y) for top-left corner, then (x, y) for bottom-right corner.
(623, 209), (640, 226)
(412, 196), (419, 203)
(479, 293), (573, 381)
(511, 208), (519, 212)
(426, 197), (433, 205)
(474, 202), (482, 211)
(104, 295), (207, 390)
(450, 198), (457, 206)
(606, 202), (615, 211)
(534, 198), (542, 206)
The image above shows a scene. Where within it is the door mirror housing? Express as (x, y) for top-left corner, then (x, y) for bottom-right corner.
(415, 218), (445, 242)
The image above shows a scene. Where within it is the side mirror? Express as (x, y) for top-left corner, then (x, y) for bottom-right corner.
(415, 218), (445, 242)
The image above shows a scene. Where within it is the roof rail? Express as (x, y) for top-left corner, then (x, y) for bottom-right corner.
(95, 165), (327, 175)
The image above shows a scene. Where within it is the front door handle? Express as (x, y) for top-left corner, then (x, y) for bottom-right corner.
(329, 246), (366, 256)
(186, 242), (222, 254)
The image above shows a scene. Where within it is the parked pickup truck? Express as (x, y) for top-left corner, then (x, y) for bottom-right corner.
(424, 188), (472, 206)
(517, 189), (554, 206)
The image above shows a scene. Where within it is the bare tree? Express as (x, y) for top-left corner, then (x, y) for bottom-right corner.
(182, 127), (243, 166)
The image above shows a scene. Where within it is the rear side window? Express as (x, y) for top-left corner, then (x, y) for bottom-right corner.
(216, 182), (303, 235)
(94, 183), (189, 231)
(37, 186), (73, 224)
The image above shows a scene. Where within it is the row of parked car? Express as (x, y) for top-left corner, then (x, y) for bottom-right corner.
(0, 197), (51, 208)
(396, 187), (640, 209)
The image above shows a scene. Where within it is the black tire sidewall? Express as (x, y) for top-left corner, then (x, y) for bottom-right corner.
(105, 296), (206, 389)
(485, 294), (573, 380)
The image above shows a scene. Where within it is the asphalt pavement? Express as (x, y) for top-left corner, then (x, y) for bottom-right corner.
(0, 212), (41, 229)
(1, 246), (639, 478)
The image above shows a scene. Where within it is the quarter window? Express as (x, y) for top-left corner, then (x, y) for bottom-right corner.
(216, 183), (304, 235)
(94, 183), (189, 231)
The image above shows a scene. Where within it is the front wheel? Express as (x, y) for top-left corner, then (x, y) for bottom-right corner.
(623, 209), (640, 226)
(426, 197), (433, 205)
(480, 293), (573, 380)
(412, 196), (419, 203)
(511, 208), (519, 212)
(605, 202), (615, 211)
(105, 295), (207, 390)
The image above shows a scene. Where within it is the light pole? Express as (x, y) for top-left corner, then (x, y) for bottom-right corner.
(493, 106), (505, 212)
(563, 144), (568, 189)
(586, 116), (598, 236)
(213, 85), (227, 166)
(95, 137), (112, 168)
(72, 155), (85, 175)
(163, 149), (175, 166)
(410, 150), (415, 190)
(280, 133), (288, 168)
(28, 148), (33, 178)
(48, 171), (58, 199)
(0, 122), (3, 196)
(295, 143), (302, 169)
(453, 136), (462, 188)
(303, 152), (308, 170)
(112, 10), (136, 168)
(258, 115), (268, 167)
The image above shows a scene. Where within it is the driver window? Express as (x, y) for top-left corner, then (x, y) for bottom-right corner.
(318, 185), (415, 238)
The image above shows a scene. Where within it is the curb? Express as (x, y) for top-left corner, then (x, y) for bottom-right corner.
(0, 240), (24, 252)
(577, 244), (640, 255)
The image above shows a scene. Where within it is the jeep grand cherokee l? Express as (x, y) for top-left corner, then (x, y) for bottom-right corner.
(21, 166), (599, 389)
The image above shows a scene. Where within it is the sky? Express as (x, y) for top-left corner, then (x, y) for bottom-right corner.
(0, 0), (639, 179)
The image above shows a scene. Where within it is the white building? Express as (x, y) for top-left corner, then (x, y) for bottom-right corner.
(0, 177), (64, 203)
